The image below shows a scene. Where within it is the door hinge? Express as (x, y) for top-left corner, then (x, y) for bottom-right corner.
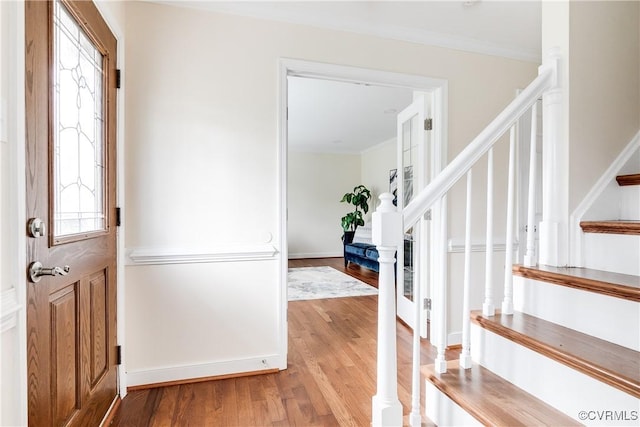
(115, 207), (121, 227)
(424, 118), (433, 131)
(116, 345), (122, 365)
(424, 298), (432, 310)
(424, 209), (432, 220)
(116, 69), (121, 89)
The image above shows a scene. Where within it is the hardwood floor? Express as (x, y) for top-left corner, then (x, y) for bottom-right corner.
(111, 258), (457, 426)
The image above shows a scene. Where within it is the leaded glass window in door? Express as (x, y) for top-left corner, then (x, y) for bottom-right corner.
(52, 0), (106, 238)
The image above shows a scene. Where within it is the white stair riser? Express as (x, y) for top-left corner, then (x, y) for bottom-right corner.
(583, 233), (640, 276)
(424, 381), (483, 427)
(620, 186), (640, 220)
(513, 276), (640, 351)
(471, 324), (640, 426)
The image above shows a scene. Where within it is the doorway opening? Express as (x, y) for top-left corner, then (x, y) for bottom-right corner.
(278, 59), (448, 364)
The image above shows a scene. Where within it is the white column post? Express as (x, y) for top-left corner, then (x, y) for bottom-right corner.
(483, 148), (495, 316)
(459, 171), (473, 369)
(502, 126), (517, 315)
(524, 102), (538, 267)
(371, 193), (403, 427)
(409, 220), (422, 427)
(434, 195), (448, 374)
(539, 48), (568, 267)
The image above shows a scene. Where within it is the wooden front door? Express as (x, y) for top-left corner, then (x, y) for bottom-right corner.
(25, 1), (118, 425)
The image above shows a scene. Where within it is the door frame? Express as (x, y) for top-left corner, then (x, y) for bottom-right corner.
(4, 1), (126, 423)
(277, 58), (448, 360)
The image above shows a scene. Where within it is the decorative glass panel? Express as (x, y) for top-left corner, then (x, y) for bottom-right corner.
(402, 117), (418, 303)
(53, 0), (106, 237)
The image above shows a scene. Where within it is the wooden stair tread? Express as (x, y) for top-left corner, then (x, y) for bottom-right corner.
(423, 360), (582, 426)
(616, 173), (640, 186)
(580, 220), (640, 235)
(513, 264), (640, 302)
(471, 311), (640, 398)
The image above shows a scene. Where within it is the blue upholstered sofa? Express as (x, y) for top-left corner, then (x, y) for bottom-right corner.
(344, 241), (381, 271)
(343, 225), (379, 271)
(343, 225), (409, 272)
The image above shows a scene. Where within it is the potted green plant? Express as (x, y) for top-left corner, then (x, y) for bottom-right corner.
(340, 184), (371, 244)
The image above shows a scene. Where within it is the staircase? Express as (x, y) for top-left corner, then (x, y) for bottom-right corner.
(423, 172), (640, 426)
(370, 50), (640, 427)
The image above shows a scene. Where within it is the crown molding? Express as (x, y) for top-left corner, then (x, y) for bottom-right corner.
(152, 1), (541, 63)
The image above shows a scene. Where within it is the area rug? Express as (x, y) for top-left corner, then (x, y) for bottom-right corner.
(288, 266), (378, 301)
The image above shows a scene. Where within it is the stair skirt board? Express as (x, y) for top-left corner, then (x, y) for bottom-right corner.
(470, 323), (640, 423)
(513, 276), (640, 351)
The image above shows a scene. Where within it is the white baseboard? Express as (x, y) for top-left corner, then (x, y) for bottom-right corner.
(126, 354), (285, 387)
(288, 251), (342, 260)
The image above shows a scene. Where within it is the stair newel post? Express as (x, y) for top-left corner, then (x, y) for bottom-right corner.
(483, 147), (495, 316)
(524, 101), (538, 267)
(460, 170), (473, 369)
(539, 48), (567, 267)
(371, 193), (403, 427)
(502, 126), (517, 315)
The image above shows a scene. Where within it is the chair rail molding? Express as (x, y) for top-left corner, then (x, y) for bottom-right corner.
(126, 244), (279, 266)
(447, 238), (513, 253)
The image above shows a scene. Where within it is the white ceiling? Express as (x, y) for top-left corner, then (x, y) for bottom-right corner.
(288, 77), (414, 153)
(153, 1), (542, 153)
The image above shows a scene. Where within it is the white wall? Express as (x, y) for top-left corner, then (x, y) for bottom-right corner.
(361, 138), (397, 219)
(123, 1), (537, 384)
(568, 1), (640, 211)
(288, 151), (361, 258)
(287, 138), (395, 258)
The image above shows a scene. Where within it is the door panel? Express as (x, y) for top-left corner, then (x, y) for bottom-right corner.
(26, 1), (118, 426)
(395, 99), (424, 329)
(50, 284), (80, 426)
(395, 96), (431, 337)
(89, 270), (108, 386)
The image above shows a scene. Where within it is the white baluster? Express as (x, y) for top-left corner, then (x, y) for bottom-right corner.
(524, 102), (538, 267)
(459, 171), (473, 369)
(371, 193), (403, 427)
(410, 222), (421, 427)
(502, 126), (516, 315)
(434, 195), (448, 374)
(483, 148), (495, 316)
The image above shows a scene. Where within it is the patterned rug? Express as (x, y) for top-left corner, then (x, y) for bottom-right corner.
(288, 266), (378, 301)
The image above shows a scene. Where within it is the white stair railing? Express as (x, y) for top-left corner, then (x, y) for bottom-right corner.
(483, 147), (495, 316)
(459, 170), (473, 369)
(502, 126), (517, 315)
(524, 101), (539, 267)
(371, 51), (560, 427)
